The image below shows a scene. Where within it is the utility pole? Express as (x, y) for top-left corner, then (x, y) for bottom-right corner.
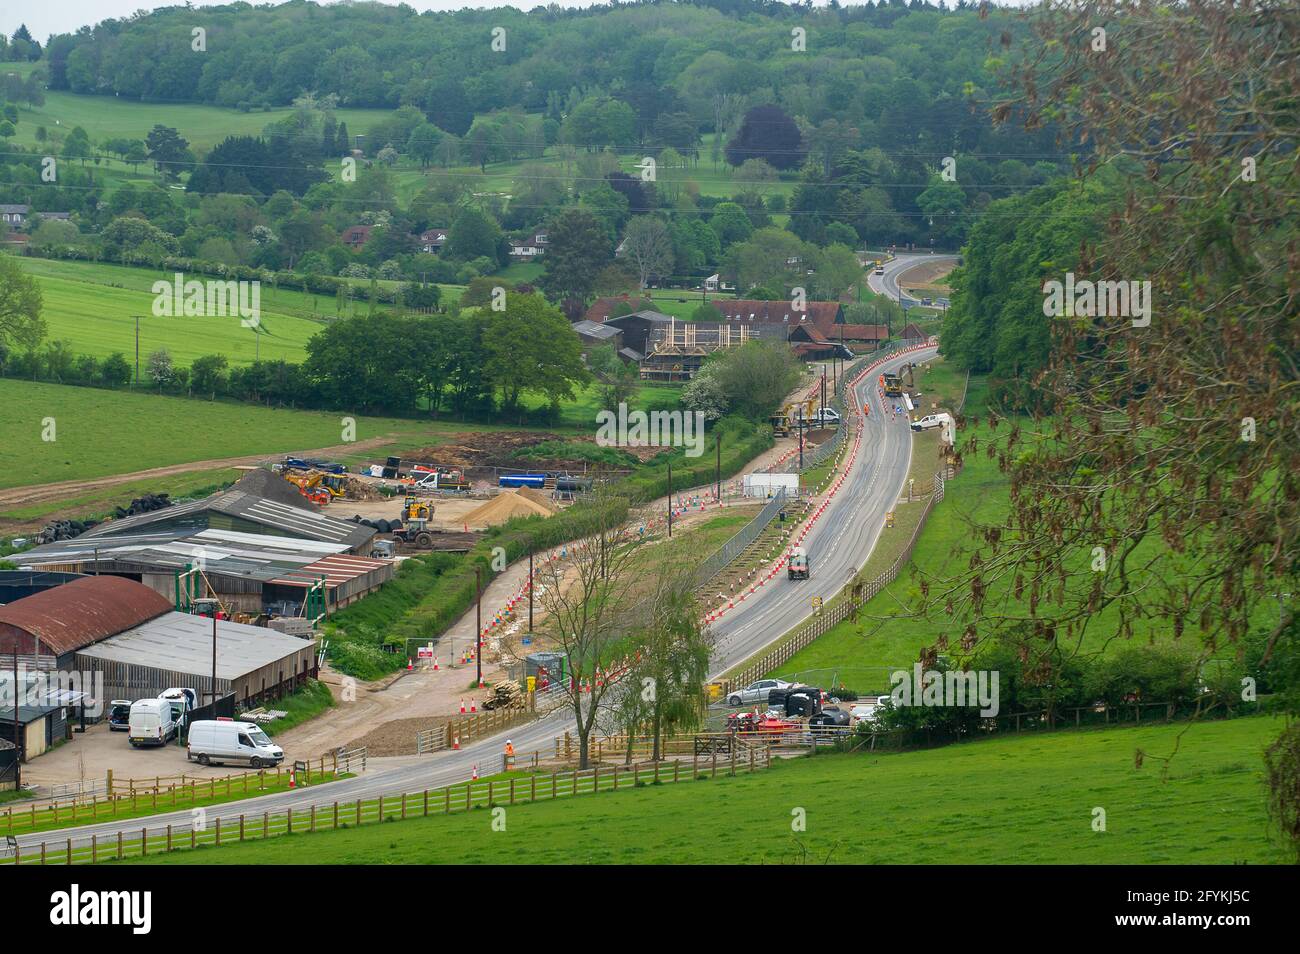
(667, 460), (673, 538)
(821, 368), (827, 420)
(715, 434), (721, 503)
(528, 551), (534, 632)
(210, 612), (218, 707)
(475, 566), (483, 688)
(11, 643), (20, 789)
(799, 413), (804, 469)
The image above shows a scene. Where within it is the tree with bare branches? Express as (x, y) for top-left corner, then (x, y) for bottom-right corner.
(920, 0), (1297, 848)
(532, 493), (647, 769)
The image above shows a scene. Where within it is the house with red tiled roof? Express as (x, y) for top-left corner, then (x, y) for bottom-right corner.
(341, 225), (372, 248)
(416, 228), (448, 253)
(711, 299), (845, 337)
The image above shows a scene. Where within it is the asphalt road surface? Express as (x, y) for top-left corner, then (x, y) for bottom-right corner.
(18, 346), (935, 854)
(867, 252), (960, 303)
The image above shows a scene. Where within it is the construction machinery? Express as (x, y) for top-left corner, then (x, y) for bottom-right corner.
(769, 397), (819, 437)
(282, 470), (334, 505)
(392, 517), (438, 549)
(880, 372), (904, 397)
(404, 495), (434, 521)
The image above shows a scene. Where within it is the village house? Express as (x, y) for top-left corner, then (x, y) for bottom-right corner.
(416, 228), (448, 253)
(341, 225), (372, 249)
(508, 230), (548, 258)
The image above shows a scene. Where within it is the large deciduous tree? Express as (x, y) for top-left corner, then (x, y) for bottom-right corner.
(725, 104), (806, 171)
(540, 208), (613, 307)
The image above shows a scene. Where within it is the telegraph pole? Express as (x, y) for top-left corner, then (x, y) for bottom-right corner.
(527, 551), (534, 632)
(475, 566), (483, 688)
(211, 613), (218, 707)
(667, 460), (673, 538)
(133, 315), (141, 386)
(715, 434), (721, 503)
(11, 643), (20, 789)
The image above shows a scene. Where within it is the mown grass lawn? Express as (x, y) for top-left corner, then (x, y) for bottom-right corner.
(123, 716), (1287, 865)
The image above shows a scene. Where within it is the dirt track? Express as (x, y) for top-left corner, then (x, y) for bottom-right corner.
(0, 436), (398, 516)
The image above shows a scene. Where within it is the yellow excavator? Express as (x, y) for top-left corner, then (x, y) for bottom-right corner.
(283, 469), (344, 504)
(769, 398), (819, 437)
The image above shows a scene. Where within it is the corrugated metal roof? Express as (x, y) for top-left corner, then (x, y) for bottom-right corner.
(77, 611), (311, 679)
(0, 577), (171, 655)
(267, 554), (391, 589)
(78, 488), (375, 548)
(17, 529), (353, 583)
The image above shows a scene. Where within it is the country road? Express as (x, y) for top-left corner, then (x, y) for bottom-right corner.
(15, 345), (936, 856)
(868, 252), (960, 304)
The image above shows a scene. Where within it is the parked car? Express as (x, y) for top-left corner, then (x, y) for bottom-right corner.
(128, 698), (178, 747)
(187, 720), (284, 768)
(727, 678), (792, 707)
(108, 700), (133, 732)
(850, 703), (881, 725)
(911, 414), (946, 432)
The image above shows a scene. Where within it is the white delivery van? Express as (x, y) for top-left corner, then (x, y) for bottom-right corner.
(128, 698), (178, 747)
(187, 720), (284, 768)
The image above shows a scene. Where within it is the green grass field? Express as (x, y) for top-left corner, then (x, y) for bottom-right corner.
(14, 91), (390, 152)
(17, 257), (330, 366)
(770, 366), (1272, 691)
(0, 378), (473, 492)
(119, 716), (1287, 865)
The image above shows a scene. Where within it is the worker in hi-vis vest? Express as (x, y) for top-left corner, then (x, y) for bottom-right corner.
(504, 739), (515, 769)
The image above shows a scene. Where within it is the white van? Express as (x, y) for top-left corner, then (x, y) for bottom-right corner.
(128, 698), (178, 747)
(187, 720), (284, 768)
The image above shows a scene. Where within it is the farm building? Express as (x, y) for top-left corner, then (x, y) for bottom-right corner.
(15, 528), (393, 616)
(0, 570), (88, 605)
(0, 575), (172, 673)
(75, 613), (317, 708)
(0, 703), (68, 762)
(73, 484), (376, 552)
(0, 576), (318, 713)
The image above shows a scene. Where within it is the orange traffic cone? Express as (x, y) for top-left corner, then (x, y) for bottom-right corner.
(433, 657), (439, 671)
(470, 698), (477, 713)
(288, 768), (296, 789)
(453, 735), (460, 750)
(459, 698), (466, 714)
(472, 763), (479, 780)
(406, 658), (413, 671)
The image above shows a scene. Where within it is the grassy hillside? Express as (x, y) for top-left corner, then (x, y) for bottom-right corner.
(13, 91), (390, 152)
(17, 258), (328, 367)
(123, 716), (1286, 865)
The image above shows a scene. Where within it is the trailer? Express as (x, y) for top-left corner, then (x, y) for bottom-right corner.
(499, 473), (547, 489)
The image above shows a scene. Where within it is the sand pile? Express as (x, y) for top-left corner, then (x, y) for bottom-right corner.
(516, 487), (559, 514)
(463, 491), (555, 527)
